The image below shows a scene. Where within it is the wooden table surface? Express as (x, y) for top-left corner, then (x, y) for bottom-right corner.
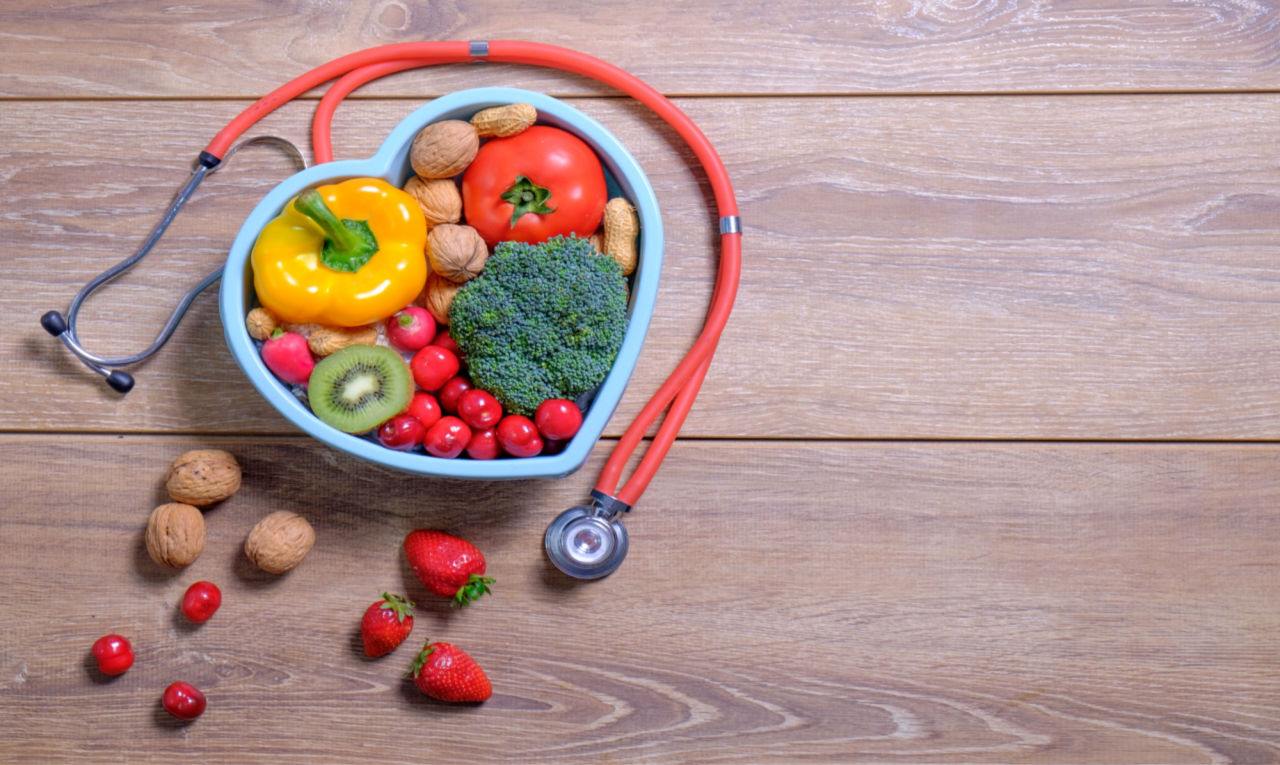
(3, 2), (1279, 762)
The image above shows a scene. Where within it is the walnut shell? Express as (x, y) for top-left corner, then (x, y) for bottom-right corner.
(165, 449), (241, 507)
(244, 511), (315, 574)
(419, 272), (461, 325)
(307, 325), (377, 357)
(410, 120), (479, 179)
(145, 502), (206, 568)
(404, 176), (462, 227)
(427, 224), (488, 283)
(245, 307), (278, 341)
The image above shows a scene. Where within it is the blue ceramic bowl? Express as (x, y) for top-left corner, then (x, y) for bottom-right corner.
(219, 87), (663, 479)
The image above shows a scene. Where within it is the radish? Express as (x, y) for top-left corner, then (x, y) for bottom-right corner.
(387, 305), (437, 352)
(262, 329), (315, 385)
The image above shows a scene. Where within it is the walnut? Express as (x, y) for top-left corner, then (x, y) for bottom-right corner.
(419, 271), (461, 325)
(245, 307), (278, 341)
(307, 325), (378, 357)
(404, 176), (462, 226)
(244, 511), (315, 574)
(145, 503), (206, 568)
(165, 449), (241, 506)
(427, 224), (488, 284)
(410, 120), (479, 179)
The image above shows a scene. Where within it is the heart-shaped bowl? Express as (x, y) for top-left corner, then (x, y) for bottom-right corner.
(219, 87), (663, 479)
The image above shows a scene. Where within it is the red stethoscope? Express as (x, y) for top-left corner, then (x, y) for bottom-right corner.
(40, 41), (741, 579)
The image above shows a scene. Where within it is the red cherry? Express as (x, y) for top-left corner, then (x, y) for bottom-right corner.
(431, 330), (460, 356)
(162, 681), (206, 721)
(496, 414), (543, 458)
(534, 398), (583, 441)
(407, 392), (443, 430)
(90, 634), (134, 676)
(424, 416), (472, 459)
(180, 581), (222, 624)
(465, 428), (501, 460)
(457, 389), (503, 430)
(437, 376), (472, 414)
(410, 346), (460, 392)
(377, 413), (427, 451)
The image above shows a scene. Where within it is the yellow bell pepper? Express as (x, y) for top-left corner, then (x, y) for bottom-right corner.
(251, 177), (428, 328)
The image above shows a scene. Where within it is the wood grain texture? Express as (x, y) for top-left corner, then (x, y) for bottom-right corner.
(2, 0), (1280, 97)
(7, 3), (1280, 762)
(0, 437), (1277, 762)
(5, 95), (1279, 438)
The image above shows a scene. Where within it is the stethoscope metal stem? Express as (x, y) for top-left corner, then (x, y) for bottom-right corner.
(41, 137), (307, 393)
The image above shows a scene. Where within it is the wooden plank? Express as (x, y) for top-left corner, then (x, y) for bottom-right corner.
(5, 95), (1280, 439)
(0, 436), (1276, 761)
(2, 0), (1280, 97)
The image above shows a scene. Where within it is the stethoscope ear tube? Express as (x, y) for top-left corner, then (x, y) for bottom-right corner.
(41, 138), (306, 393)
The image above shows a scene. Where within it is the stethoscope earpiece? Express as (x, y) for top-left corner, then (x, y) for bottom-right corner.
(41, 137), (306, 395)
(545, 498), (629, 580)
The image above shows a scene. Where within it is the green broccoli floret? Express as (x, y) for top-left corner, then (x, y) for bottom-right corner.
(448, 235), (629, 416)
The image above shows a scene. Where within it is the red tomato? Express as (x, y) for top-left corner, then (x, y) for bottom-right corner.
(407, 392), (442, 430)
(457, 389), (503, 430)
(496, 415), (544, 458)
(534, 398), (583, 441)
(162, 681), (206, 721)
(410, 346), (460, 392)
(437, 376), (472, 414)
(90, 634), (134, 676)
(424, 416), (471, 459)
(462, 126), (607, 247)
(465, 428), (501, 460)
(180, 581), (222, 624)
(377, 413), (427, 451)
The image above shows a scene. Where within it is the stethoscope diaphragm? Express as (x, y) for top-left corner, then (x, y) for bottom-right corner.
(544, 503), (628, 580)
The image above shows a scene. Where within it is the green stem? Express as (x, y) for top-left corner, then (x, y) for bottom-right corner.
(294, 189), (378, 273)
(500, 175), (556, 228)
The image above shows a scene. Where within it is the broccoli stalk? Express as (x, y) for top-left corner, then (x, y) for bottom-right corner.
(448, 235), (629, 416)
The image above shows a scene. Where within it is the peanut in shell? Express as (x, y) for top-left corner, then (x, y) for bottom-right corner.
(470, 103), (537, 138)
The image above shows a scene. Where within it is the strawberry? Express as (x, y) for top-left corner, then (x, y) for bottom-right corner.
(360, 592), (415, 658)
(404, 530), (494, 606)
(408, 639), (492, 703)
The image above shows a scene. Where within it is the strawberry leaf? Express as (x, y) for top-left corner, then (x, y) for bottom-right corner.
(407, 639), (435, 679)
(452, 574), (495, 607)
(379, 592), (415, 623)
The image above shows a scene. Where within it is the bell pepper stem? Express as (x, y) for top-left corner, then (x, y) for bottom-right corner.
(295, 189), (379, 273)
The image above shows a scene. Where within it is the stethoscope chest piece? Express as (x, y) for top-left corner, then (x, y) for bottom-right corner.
(545, 500), (629, 580)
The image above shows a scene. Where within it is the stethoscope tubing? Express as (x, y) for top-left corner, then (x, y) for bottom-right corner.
(48, 40), (741, 520)
(273, 41), (743, 506)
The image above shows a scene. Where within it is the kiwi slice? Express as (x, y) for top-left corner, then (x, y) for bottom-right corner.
(308, 344), (412, 434)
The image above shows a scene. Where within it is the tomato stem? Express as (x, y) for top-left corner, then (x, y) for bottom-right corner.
(500, 175), (557, 227)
